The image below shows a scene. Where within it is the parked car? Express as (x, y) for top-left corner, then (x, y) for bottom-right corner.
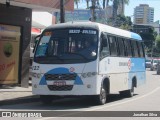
(145, 59), (151, 68)
(150, 59), (160, 71)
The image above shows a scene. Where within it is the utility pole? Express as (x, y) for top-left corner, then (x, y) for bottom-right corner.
(90, 0), (96, 22)
(60, 0), (65, 23)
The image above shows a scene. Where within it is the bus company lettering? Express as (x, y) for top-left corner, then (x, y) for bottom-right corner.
(69, 30), (80, 34)
(0, 61), (15, 73)
(82, 30), (96, 34)
(69, 29), (96, 34)
(119, 62), (128, 67)
(119, 60), (134, 70)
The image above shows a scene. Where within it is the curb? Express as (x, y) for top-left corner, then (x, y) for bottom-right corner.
(0, 95), (40, 106)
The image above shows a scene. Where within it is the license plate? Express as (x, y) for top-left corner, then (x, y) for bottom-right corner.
(53, 81), (66, 86)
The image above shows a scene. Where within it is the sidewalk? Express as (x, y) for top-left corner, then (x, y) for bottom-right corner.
(0, 85), (39, 106)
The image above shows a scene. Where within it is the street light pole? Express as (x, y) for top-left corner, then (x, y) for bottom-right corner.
(60, 0), (65, 23)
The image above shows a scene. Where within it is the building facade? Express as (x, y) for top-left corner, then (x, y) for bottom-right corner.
(134, 4), (154, 24)
(54, 9), (106, 24)
(0, 0), (74, 87)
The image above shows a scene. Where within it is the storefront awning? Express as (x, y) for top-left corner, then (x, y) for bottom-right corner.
(0, 0), (74, 12)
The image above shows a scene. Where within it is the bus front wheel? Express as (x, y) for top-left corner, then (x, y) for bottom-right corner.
(95, 85), (107, 105)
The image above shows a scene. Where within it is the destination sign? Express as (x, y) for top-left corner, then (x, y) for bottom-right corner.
(69, 30), (96, 34)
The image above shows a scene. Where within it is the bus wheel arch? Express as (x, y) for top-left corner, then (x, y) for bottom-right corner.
(120, 76), (137, 97)
(101, 77), (110, 94)
(94, 77), (110, 105)
(127, 76), (137, 97)
(132, 76), (137, 88)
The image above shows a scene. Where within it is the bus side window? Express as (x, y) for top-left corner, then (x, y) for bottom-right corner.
(33, 35), (41, 53)
(137, 42), (144, 58)
(100, 33), (109, 60)
(117, 37), (125, 57)
(131, 40), (139, 57)
(108, 35), (118, 57)
(141, 42), (145, 57)
(124, 39), (132, 57)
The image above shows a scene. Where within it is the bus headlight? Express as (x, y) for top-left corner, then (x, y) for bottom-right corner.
(37, 73), (42, 78)
(31, 72), (42, 79)
(81, 72), (97, 78)
(81, 73), (87, 78)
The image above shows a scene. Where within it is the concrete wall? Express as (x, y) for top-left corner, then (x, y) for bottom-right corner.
(0, 4), (32, 87)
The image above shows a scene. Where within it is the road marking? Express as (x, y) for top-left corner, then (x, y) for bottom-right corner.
(37, 86), (160, 120)
(86, 86), (160, 111)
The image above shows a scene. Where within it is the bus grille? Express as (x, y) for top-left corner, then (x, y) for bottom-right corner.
(45, 74), (77, 80)
(47, 85), (73, 91)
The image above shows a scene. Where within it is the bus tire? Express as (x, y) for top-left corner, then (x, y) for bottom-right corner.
(95, 85), (107, 105)
(40, 95), (53, 105)
(126, 83), (134, 97)
(120, 81), (134, 97)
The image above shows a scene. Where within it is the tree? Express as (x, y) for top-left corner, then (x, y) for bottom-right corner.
(60, 0), (65, 23)
(118, 15), (132, 30)
(86, 0), (90, 9)
(121, 0), (129, 15)
(102, 0), (110, 8)
(106, 0), (109, 6)
(102, 0), (106, 9)
(90, 0), (97, 21)
(74, 0), (80, 9)
(110, 0), (129, 26)
(139, 28), (155, 57)
(156, 35), (160, 51)
(86, 0), (99, 21)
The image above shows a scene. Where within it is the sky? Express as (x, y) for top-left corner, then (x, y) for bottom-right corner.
(76, 0), (160, 22)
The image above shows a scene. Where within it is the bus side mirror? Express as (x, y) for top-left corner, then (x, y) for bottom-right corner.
(101, 32), (108, 40)
(91, 51), (96, 56)
(33, 35), (41, 53)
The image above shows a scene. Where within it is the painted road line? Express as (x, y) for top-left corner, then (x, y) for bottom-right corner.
(37, 86), (160, 120)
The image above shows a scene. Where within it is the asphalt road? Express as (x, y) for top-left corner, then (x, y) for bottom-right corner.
(0, 69), (160, 120)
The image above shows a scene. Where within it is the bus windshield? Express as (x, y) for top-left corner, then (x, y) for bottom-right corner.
(34, 29), (98, 64)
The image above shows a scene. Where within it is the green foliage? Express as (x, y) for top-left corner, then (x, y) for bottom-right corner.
(140, 33), (154, 50)
(74, 0), (80, 8)
(119, 24), (131, 30)
(156, 35), (160, 51)
(141, 31), (160, 57)
(107, 14), (132, 30)
(111, 0), (129, 19)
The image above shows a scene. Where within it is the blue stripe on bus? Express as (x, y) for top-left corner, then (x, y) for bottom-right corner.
(131, 33), (142, 40)
(130, 58), (145, 72)
(128, 58), (145, 89)
(39, 67), (83, 85)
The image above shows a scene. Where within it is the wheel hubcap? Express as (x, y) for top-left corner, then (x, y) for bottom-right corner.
(100, 89), (106, 103)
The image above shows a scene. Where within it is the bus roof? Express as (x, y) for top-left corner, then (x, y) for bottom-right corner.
(45, 22), (142, 41)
